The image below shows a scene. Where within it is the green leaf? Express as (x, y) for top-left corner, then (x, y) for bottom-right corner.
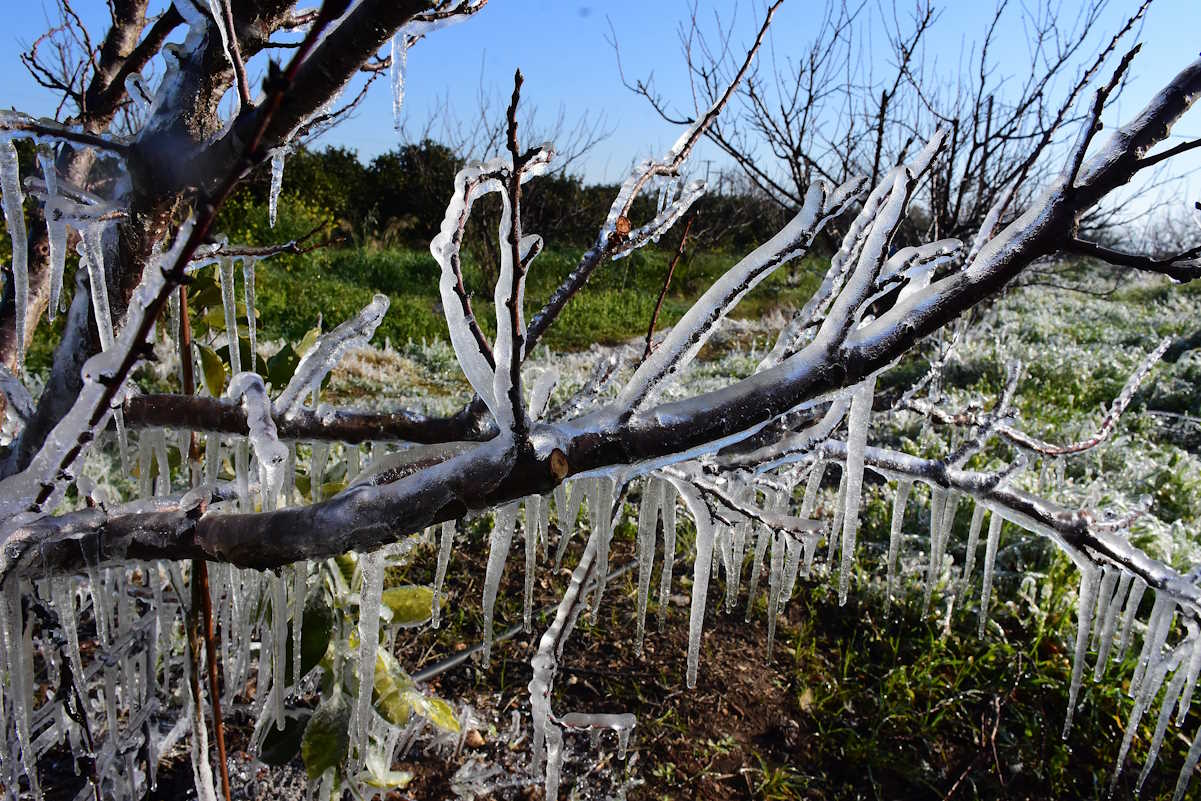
(301, 692), (350, 780)
(285, 591), (334, 685)
(216, 337), (255, 376)
(201, 306), (227, 331)
(198, 345), (226, 397)
(260, 709), (311, 766)
(294, 472), (311, 500)
(372, 648), (415, 726)
(380, 586), (434, 628)
(298, 323), (322, 357)
(372, 649), (460, 733)
(266, 343), (299, 389)
(318, 479), (348, 501)
(360, 749), (413, 790)
(409, 694), (459, 733)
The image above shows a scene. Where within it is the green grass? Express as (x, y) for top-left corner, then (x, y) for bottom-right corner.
(249, 242), (825, 351)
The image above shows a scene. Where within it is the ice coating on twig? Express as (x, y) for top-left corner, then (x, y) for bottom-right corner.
(838, 376), (875, 604)
(529, 532), (601, 801)
(275, 294), (390, 417)
(0, 364), (33, 424)
(37, 149), (67, 322)
(226, 372), (287, 510)
(0, 220), (192, 521)
(482, 502), (518, 667)
(618, 179), (859, 411)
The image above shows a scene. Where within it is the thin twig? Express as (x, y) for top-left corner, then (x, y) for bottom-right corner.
(644, 214), (693, 358)
(218, 0), (251, 109)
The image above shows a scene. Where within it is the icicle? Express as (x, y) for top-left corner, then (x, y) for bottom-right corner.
(1173, 721), (1201, 801)
(1112, 646), (1180, 795)
(782, 533), (804, 600)
(923, 487), (948, 608)
(2, 582), (40, 800)
(765, 532), (786, 659)
(657, 479), (677, 633)
(635, 478), (661, 655)
(292, 561), (307, 688)
(432, 520), (454, 629)
(1089, 565), (1118, 653)
(839, 377), (875, 604)
(726, 514), (750, 613)
(268, 149), (285, 228)
(673, 481), (715, 689)
(826, 469), (847, 566)
(1137, 660), (1190, 793)
(978, 507), (1003, 637)
(553, 479), (588, 569)
(524, 496), (540, 634)
(390, 32), (409, 129)
(1063, 562), (1099, 738)
(590, 478), (616, 620)
(1131, 593), (1175, 701)
(243, 257), (258, 372)
(1176, 629), (1201, 724)
(1095, 570), (1133, 680)
(271, 572), (288, 730)
(1117, 576), (1148, 663)
(37, 149), (66, 322)
(0, 140), (27, 369)
(482, 503), (518, 667)
(960, 501), (987, 587)
(745, 525), (771, 622)
(353, 550), (384, 765)
(800, 461), (824, 517)
(218, 256), (241, 374)
(886, 480), (913, 611)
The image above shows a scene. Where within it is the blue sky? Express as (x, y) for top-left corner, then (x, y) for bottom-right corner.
(2, 0), (1198, 205)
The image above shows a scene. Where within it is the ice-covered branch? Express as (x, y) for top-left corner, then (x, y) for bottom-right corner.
(617, 177), (863, 412)
(524, 2), (781, 356)
(274, 294), (390, 418)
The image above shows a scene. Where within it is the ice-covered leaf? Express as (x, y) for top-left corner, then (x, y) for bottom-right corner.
(381, 585), (434, 627)
(301, 692), (350, 779)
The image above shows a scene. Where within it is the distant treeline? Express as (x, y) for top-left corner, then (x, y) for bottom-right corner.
(224, 141), (791, 254)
